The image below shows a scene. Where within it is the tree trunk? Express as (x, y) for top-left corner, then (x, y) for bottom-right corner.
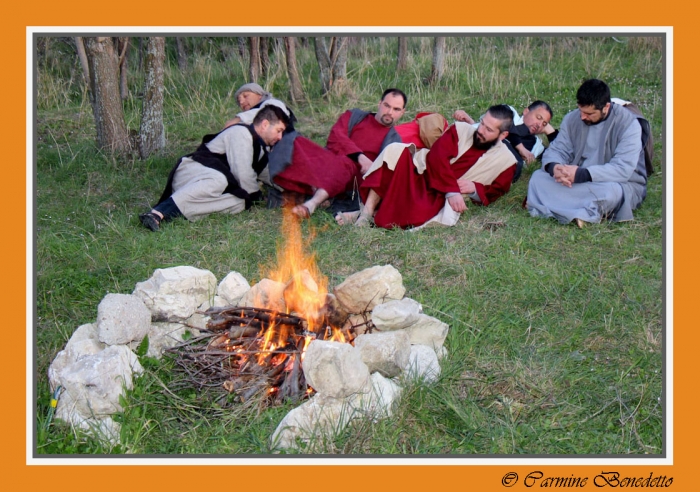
(314, 37), (349, 97)
(329, 37), (348, 95)
(260, 37), (270, 78)
(313, 37), (332, 96)
(138, 37), (166, 159)
(74, 37), (91, 87)
(428, 37), (446, 85)
(175, 37), (188, 71)
(83, 37), (131, 154)
(248, 37), (261, 82)
(284, 37), (305, 103)
(117, 37), (130, 100)
(396, 37), (408, 71)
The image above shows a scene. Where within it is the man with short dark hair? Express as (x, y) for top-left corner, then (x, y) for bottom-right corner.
(139, 105), (290, 231)
(336, 104), (517, 229)
(526, 79), (647, 227)
(267, 88), (407, 218)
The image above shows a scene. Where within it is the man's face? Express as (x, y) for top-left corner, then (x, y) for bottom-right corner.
(578, 103), (610, 126)
(474, 112), (507, 149)
(521, 106), (551, 135)
(258, 120), (287, 146)
(237, 91), (263, 111)
(375, 93), (406, 127)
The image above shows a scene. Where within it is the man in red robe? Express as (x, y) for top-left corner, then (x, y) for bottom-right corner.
(338, 105), (516, 229)
(267, 89), (407, 217)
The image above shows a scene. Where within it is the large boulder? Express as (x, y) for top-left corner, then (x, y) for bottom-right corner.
(370, 297), (422, 331)
(302, 340), (370, 399)
(133, 266), (217, 322)
(404, 314), (450, 351)
(97, 293), (152, 346)
(216, 272), (251, 305)
(54, 345), (143, 425)
(333, 265), (405, 314)
(238, 278), (286, 313)
(354, 330), (411, 378)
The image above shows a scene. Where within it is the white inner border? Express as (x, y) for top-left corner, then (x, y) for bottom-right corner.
(27, 26), (673, 466)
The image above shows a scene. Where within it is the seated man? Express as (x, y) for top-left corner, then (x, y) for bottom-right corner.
(336, 104), (516, 229)
(139, 105), (290, 232)
(223, 82), (296, 131)
(454, 100), (558, 182)
(526, 79), (647, 227)
(266, 88), (407, 218)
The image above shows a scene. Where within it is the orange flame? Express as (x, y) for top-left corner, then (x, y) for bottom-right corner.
(268, 207), (329, 333)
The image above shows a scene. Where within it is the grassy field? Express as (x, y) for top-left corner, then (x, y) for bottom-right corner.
(34, 36), (664, 455)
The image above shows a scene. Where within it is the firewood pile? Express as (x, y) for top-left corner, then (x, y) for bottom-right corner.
(166, 305), (373, 406)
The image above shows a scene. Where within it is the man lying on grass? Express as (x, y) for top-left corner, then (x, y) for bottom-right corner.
(336, 104), (517, 230)
(139, 105), (289, 232)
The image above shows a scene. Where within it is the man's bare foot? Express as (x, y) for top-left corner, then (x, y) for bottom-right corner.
(335, 210), (361, 226)
(354, 212), (374, 228)
(291, 204), (312, 219)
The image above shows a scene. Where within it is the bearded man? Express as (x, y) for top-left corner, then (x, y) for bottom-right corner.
(266, 88), (407, 218)
(526, 79), (647, 227)
(336, 104), (516, 229)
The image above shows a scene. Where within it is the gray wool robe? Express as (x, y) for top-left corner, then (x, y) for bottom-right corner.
(527, 103), (647, 224)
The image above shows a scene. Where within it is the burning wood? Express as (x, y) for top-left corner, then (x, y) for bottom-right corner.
(167, 304), (364, 406)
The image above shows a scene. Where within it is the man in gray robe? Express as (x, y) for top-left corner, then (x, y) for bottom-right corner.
(139, 105), (289, 232)
(526, 79), (647, 227)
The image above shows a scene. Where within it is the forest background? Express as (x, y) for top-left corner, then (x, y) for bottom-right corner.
(34, 35), (664, 455)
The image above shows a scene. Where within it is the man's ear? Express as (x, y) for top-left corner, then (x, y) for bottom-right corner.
(522, 107), (529, 117)
(259, 119), (270, 132)
(498, 130), (509, 141)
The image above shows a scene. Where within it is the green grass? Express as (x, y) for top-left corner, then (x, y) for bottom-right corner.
(34, 35), (664, 455)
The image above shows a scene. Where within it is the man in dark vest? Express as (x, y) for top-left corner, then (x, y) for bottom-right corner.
(267, 88), (407, 218)
(139, 105), (290, 232)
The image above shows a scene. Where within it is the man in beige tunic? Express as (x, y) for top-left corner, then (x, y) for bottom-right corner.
(139, 105), (289, 231)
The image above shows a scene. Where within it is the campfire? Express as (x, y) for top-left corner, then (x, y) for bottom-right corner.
(168, 207), (370, 405)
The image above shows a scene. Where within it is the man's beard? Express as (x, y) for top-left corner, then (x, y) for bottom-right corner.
(472, 132), (498, 150)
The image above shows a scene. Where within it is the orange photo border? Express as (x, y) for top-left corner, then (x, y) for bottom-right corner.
(7, 1), (687, 490)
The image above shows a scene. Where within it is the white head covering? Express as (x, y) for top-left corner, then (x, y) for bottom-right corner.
(234, 82), (272, 102)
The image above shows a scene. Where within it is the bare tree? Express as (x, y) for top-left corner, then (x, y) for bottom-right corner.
(83, 37), (131, 154)
(116, 37), (130, 100)
(248, 37), (262, 82)
(428, 37), (446, 85)
(396, 37), (408, 71)
(260, 37), (271, 78)
(138, 37), (166, 159)
(313, 37), (349, 97)
(74, 37), (91, 86)
(175, 37), (188, 71)
(284, 37), (305, 103)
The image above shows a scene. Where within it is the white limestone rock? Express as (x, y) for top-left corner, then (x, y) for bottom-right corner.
(351, 372), (403, 420)
(405, 344), (441, 384)
(142, 322), (190, 359)
(371, 297), (422, 331)
(216, 272), (251, 305)
(270, 393), (356, 452)
(54, 345), (143, 423)
(404, 314), (450, 351)
(353, 330), (411, 378)
(133, 266), (217, 322)
(96, 293), (152, 346)
(333, 265), (406, 314)
(302, 340), (370, 399)
(239, 278), (287, 313)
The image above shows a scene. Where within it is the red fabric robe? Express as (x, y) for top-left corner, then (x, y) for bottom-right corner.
(273, 111), (392, 197)
(361, 125), (515, 229)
